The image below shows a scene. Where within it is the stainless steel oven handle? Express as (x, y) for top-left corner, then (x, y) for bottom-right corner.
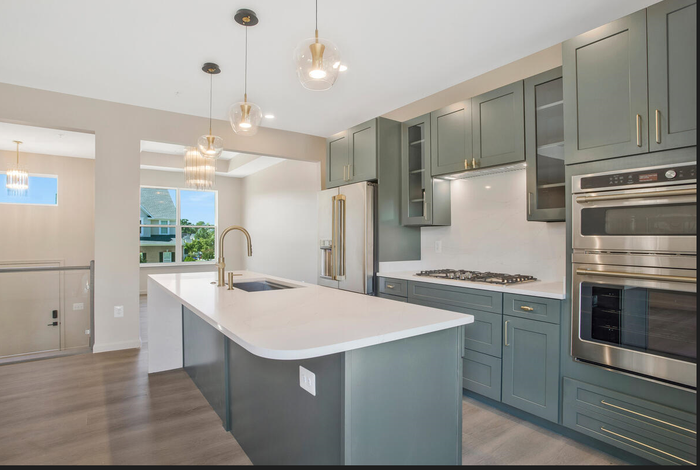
(576, 268), (696, 284)
(575, 188), (696, 203)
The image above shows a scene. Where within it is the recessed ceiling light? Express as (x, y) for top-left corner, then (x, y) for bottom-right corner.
(485, 186), (491, 189)
(339, 65), (348, 72)
(264, 114), (275, 119)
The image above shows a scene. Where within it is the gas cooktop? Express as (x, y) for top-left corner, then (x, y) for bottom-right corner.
(415, 269), (537, 285)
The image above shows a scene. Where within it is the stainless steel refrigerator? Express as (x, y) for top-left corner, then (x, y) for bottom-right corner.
(317, 182), (376, 294)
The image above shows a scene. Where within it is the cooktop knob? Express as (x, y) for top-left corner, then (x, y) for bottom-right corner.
(665, 169), (677, 179)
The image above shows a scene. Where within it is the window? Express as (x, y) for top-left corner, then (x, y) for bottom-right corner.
(139, 187), (217, 265)
(0, 174), (58, 205)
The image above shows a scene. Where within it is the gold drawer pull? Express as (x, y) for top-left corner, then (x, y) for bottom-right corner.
(520, 306), (534, 312)
(386, 284), (395, 289)
(600, 427), (696, 466)
(600, 400), (696, 434)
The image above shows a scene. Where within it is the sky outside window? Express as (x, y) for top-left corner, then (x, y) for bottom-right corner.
(0, 174), (58, 205)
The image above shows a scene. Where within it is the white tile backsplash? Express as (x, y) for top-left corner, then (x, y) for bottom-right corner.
(380, 169), (566, 282)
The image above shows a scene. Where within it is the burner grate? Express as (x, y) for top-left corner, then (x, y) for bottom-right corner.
(415, 269), (537, 285)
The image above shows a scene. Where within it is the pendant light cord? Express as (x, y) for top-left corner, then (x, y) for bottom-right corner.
(315, 0), (318, 30)
(208, 73), (213, 135)
(245, 26), (249, 100)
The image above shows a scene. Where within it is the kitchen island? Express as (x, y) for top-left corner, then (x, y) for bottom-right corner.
(147, 271), (474, 465)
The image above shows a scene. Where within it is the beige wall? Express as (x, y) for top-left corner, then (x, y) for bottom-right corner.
(0, 150), (95, 351)
(0, 82), (325, 353)
(139, 169), (244, 294)
(242, 159), (321, 284)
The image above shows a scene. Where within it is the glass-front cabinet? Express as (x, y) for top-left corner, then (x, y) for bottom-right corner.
(525, 67), (565, 222)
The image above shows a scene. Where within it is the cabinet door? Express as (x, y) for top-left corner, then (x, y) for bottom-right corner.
(502, 315), (560, 423)
(472, 81), (525, 168)
(326, 131), (349, 188)
(563, 10), (649, 164)
(430, 100), (473, 176)
(525, 68), (565, 222)
(648, 0), (697, 151)
(348, 119), (377, 183)
(401, 114), (433, 225)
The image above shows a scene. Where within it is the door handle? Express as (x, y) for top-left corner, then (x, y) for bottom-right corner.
(636, 114), (642, 147)
(334, 194), (346, 280)
(575, 188), (696, 203)
(47, 321), (58, 326)
(655, 109), (661, 144)
(504, 320), (510, 346)
(576, 268), (696, 283)
(331, 195), (337, 279)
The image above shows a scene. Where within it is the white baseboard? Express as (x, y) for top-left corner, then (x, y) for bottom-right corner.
(92, 339), (142, 354)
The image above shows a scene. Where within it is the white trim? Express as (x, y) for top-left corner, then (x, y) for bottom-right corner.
(92, 338), (142, 353)
(140, 261), (216, 268)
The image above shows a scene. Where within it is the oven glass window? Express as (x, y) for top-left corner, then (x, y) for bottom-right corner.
(579, 283), (697, 362)
(580, 203), (697, 236)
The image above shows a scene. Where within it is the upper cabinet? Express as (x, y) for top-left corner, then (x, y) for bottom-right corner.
(430, 101), (473, 176)
(472, 81), (525, 168)
(525, 67), (565, 222)
(564, 0), (697, 165)
(648, 0), (697, 151)
(564, 10), (649, 164)
(326, 119), (378, 188)
(401, 114), (451, 227)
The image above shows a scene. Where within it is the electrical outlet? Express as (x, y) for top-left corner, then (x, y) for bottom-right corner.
(299, 366), (316, 396)
(114, 305), (124, 318)
(435, 240), (442, 253)
(73, 302), (84, 310)
(85, 329), (90, 335)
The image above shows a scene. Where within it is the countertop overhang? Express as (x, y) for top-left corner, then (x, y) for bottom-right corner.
(377, 271), (566, 300)
(148, 271), (473, 360)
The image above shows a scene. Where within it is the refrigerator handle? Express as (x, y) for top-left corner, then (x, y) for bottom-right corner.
(336, 194), (346, 281)
(331, 195), (337, 280)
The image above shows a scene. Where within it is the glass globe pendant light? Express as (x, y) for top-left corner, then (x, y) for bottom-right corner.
(229, 9), (262, 136)
(6, 140), (28, 196)
(197, 63), (224, 159)
(293, 0), (341, 91)
(184, 146), (215, 190)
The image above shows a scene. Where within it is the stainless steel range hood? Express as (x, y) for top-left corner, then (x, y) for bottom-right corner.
(434, 162), (527, 180)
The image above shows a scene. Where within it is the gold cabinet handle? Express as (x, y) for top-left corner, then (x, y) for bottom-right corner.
(343, 165), (347, 181)
(386, 284), (395, 289)
(655, 109), (661, 144)
(520, 305), (534, 312)
(347, 164), (352, 181)
(600, 427), (695, 465)
(636, 114), (642, 147)
(464, 159), (469, 170)
(600, 400), (696, 434)
(504, 320), (510, 346)
(527, 192), (532, 216)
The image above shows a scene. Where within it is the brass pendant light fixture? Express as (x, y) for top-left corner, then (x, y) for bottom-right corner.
(293, 0), (341, 91)
(197, 63), (224, 159)
(6, 140), (28, 195)
(229, 9), (262, 136)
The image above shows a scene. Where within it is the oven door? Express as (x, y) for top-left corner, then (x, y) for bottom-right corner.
(572, 185), (696, 254)
(572, 263), (697, 388)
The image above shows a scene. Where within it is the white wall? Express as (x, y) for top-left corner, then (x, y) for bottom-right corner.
(138, 169), (244, 294)
(381, 169), (566, 282)
(241, 159), (321, 284)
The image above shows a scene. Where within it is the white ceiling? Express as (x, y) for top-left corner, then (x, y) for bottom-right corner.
(0, 0), (659, 137)
(140, 140), (243, 161)
(0, 122), (95, 158)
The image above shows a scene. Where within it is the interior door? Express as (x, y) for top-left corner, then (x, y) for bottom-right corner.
(0, 265), (61, 357)
(648, 0), (697, 151)
(338, 182), (373, 294)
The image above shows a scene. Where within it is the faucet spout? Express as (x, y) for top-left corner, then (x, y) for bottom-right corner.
(217, 225), (253, 286)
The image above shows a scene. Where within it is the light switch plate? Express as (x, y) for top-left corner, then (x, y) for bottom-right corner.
(299, 366), (316, 396)
(114, 305), (124, 318)
(73, 302), (84, 310)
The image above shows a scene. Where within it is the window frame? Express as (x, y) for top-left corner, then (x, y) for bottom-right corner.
(139, 185), (218, 267)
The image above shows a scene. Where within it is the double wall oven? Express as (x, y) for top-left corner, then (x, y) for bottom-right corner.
(571, 162), (697, 388)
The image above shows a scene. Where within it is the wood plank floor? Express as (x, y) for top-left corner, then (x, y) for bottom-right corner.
(0, 295), (624, 465)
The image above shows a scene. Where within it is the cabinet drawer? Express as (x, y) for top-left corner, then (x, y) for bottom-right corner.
(503, 294), (561, 324)
(408, 281), (502, 314)
(378, 277), (408, 297)
(463, 350), (501, 402)
(563, 378), (696, 466)
(377, 292), (407, 302)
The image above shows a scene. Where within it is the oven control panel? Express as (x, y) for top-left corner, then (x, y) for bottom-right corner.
(580, 164), (696, 190)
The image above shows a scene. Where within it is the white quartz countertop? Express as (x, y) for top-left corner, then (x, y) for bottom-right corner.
(149, 271), (473, 361)
(377, 271), (566, 300)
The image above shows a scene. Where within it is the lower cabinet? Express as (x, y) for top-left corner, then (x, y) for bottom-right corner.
(501, 315), (560, 423)
(463, 349), (502, 401)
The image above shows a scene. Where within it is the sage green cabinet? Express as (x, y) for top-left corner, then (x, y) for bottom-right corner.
(563, 9), (649, 164)
(502, 315), (560, 423)
(400, 114), (450, 226)
(524, 67), (565, 222)
(430, 100), (473, 176)
(326, 119), (378, 188)
(472, 81), (525, 168)
(648, 0), (697, 151)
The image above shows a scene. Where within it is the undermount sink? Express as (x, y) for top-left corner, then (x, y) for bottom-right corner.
(231, 280), (294, 292)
